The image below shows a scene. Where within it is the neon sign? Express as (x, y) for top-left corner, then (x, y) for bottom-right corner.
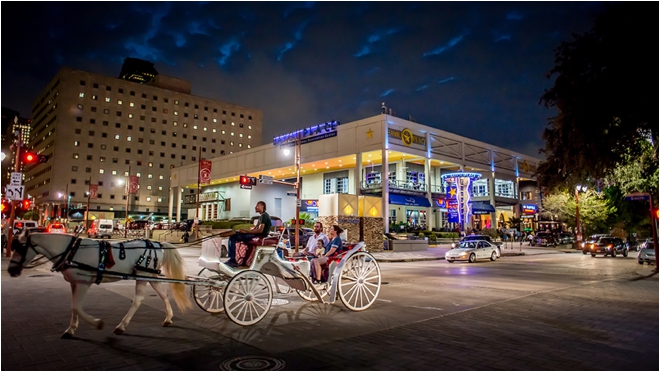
(273, 121), (339, 146)
(521, 204), (538, 215)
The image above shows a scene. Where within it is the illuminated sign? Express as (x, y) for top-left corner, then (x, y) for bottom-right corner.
(273, 121), (339, 146)
(521, 204), (538, 215)
(388, 127), (426, 146)
(434, 199), (446, 208)
(441, 172), (482, 182)
(300, 199), (319, 212)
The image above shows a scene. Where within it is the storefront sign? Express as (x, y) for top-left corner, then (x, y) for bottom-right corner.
(200, 192), (220, 202)
(388, 127), (426, 146)
(441, 172), (483, 182)
(273, 120), (339, 146)
(300, 199), (319, 212)
(338, 216), (359, 224)
(520, 160), (537, 174)
(520, 204), (538, 215)
(447, 200), (459, 223)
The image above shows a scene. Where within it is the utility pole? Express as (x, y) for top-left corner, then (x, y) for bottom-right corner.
(294, 132), (301, 253)
(84, 176), (91, 232)
(195, 146), (201, 241)
(5, 128), (22, 257)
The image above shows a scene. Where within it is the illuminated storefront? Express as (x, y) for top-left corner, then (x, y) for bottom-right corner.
(169, 114), (542, 233)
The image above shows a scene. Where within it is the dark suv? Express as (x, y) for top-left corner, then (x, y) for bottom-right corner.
(589, 236), (627, 257)
(581, 234), (610, 254)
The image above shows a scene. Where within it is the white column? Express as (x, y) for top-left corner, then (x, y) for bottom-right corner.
(168, 187), (174, 222)
(175, 187), (182, 222)
(489, 175), (497, 228)
(424, 157), (432, 230)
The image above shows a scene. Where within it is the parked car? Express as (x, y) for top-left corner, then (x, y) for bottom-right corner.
(581, 234), (610, 254)
(47, 222), (67, 234)
(637, 241), (655, 265)
(588, 236), (627, 257)
(452, 235), (501, 257)
(532, 232), (557, 247)
(446, 240), (499, 263)
(276, 226), (310, 248)
(2, 221), (41, 249)
(88, 219), (114, 239)
(556, 233), (575, 245)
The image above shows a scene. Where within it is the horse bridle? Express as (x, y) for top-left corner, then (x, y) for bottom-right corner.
(9, 233), (78, 270)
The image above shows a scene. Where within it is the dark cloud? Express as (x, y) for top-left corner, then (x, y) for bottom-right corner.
(1, 1), (608, 157)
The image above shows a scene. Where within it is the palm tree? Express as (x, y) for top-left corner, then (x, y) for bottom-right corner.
(507, 216), (522, 230)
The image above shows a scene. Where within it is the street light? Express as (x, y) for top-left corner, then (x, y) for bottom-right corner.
(117, 168), (131, 238)
(575, 184), (587, 247)
(281, 134), (302, 252)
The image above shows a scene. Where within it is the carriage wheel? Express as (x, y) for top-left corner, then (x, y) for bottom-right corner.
(224, 270), (273, 326)
(192, 268), (227, 314)
(337, 252), (381, 311)
(297, 284), (328, 302)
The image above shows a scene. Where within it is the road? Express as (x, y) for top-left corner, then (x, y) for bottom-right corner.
(2, 248), (658, 370)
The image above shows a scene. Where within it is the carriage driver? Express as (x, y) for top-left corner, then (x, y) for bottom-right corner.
(225, 201), (271, 268)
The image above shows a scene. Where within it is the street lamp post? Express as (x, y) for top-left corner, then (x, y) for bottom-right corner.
(118, 166), (132, 238)
(574, 184), (587, 248)
(280, 133), (302, 253)
(5, 128), (23, 257)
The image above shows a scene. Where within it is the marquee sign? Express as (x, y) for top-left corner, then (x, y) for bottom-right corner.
(388, 127), (426, 146)
(273, 120), (339, 146)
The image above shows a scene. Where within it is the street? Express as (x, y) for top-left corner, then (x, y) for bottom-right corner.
(2, 248), (658, 370)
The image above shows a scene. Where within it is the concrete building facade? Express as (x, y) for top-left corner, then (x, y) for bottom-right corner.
(24, 66), (263, 225)
(169, 114), (543, 233)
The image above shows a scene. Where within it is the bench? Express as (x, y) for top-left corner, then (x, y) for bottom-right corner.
(235, 236), (281, 267)
(312, 243), (356, 282)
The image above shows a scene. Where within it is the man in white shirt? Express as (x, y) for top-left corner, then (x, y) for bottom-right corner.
(293, 222), (329, 258)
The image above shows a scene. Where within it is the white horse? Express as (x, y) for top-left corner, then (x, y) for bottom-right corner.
(7, 231), (191, 338)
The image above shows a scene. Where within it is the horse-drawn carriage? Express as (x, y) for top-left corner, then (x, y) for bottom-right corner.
(7, 228), (382, 336)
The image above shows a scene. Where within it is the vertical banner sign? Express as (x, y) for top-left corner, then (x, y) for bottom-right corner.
(89, 184), (98, 199)
(447, 200), (459, 223)
(128, 176), (139, 194)
(199, 160), (212, 185)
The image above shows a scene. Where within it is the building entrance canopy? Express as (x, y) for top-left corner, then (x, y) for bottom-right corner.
(389, 194), (431, 207)
(471, 202), (495, 214)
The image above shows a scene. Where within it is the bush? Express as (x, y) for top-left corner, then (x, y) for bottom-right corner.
(437, 232), (459, 239)
(429, 233), (437, 241)
(418, 232), (425, 239)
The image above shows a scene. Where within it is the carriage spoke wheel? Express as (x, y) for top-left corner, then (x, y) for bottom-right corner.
(192, 268), (227, 314)
(338, 252), (381, 311)
(224, 270), (273, 326)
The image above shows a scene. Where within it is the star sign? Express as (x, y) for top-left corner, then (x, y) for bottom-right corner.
(366, 128), (374, 139)
(449, 188), (457, 197)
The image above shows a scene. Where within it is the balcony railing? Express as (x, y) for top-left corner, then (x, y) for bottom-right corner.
(361, 180), (427, 192)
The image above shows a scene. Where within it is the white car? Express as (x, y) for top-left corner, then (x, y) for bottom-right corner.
(637, 241), (655, 265)
(445, 240), (499, 263)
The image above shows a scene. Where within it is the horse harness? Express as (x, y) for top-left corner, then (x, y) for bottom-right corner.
(36, 237), (164, 284)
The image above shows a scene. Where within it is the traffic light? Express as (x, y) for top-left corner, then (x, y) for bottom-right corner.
(239, 175), (257, 186)
(22, 199), (30, 210)
(1, 199), (8, 213)
(23, 152), (36, 163)
(290, 219), (306, 225)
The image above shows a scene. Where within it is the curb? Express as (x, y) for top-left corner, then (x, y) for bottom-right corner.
(374, 252), (528, 262)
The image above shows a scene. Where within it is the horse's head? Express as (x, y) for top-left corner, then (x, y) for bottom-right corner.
(7, 231), (74, 277)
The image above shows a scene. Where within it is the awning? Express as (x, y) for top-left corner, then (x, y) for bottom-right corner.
(471, 202), (495, 214)
(389, 194), (431, 207)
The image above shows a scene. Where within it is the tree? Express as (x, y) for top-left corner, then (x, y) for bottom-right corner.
(541, 190), (615, 236)
(507, 216), (522, 230)
(538, 3), (658, 190)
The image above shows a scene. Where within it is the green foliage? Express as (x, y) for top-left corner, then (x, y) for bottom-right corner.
(298, 212), (314, 227)
(507, 217), (522, 229)
(541, 189), (616, 235)
(232, 223), (255, 230)
(435, 232), (459, 239)
(428, 233), (437, 241)
(418, 232), (425, 239)
(538, 3), (658, 190)
(21, 211), (40, 221)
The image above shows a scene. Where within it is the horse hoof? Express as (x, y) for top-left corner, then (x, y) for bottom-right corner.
(61, 333), (74, 339)
(113, 328), (124, 335)
(96, 320), (104, 330)
(162, 320), (173, 327)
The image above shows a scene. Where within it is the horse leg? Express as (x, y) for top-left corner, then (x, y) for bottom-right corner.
(62, 283), (80, 338)
(70, 283), (104, 331)
(150, 282), (174, 327)
(114, 280), (147, 335)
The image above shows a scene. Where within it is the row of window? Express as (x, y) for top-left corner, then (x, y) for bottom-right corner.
(61, 191), (163, 202)
(66, 178), (166, 192)
(78, 82), (252, 119)
(74, 115), (253, 132)
(73, 139), (244, 152)
(73, 122), (250, 139)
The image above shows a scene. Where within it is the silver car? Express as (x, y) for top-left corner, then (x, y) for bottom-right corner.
(637, 241), (656, 265)
(445, 240), (499, 263)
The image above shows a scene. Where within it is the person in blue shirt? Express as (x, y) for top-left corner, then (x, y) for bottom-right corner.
(311, 225), (343, 283)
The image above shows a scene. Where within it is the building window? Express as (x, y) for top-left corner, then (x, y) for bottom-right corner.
(159, 175), (164, 180)
(80, 80), (86, 86)
(72, 166), (78, 171)
(87, 155), (93, 160)
(118, 100), (123, 105)
(105, 97), (111, 103)
(472, 180), (489, 197)
(147, 185), (152, 190)
(112, 170), (117, 175)
(115, 134), (120, 140)
(158, 186), (163, 191)
(148, 174), (153, 179)
(99, 169), (105, 174)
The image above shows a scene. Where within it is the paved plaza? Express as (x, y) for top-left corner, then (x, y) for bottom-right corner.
(2, 246), (658, 370)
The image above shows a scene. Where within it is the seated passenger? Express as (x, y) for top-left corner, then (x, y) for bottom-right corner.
(292, 222), (329, 258)
(311, 225), (343, 284)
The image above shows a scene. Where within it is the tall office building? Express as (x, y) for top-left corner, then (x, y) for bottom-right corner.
(25, 64), (262, 224)
(1, 108), (32, 190)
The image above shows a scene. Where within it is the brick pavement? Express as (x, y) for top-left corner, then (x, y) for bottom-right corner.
(2, 256), (657, 370)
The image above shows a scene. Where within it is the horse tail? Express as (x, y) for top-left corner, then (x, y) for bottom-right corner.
(161, 245), (192, 312)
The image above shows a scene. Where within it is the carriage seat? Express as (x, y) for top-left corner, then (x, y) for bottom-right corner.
(316, 243), (356, 282)
(236, 235), (280, 267)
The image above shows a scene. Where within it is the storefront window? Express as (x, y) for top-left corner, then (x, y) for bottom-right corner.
(324, 177), (349, 194)
(495, 179), (516, 198)
(472, 179), (489, 197)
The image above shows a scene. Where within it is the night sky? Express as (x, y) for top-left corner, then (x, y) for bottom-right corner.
(1, 2), (606, 157)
